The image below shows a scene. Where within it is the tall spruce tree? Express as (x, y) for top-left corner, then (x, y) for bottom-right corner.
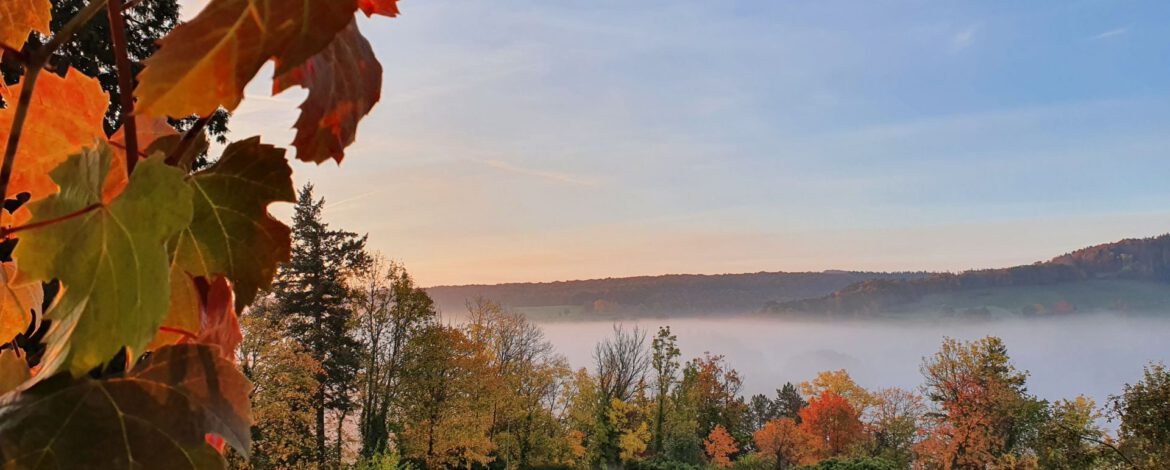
(275, 183), (369, 465)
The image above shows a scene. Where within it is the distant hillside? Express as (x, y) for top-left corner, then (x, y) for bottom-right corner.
(769, 234), (1170, 318)
(425, 271), (930, 320)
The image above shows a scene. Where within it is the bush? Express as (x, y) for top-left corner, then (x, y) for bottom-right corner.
(799, 457), (899, 470)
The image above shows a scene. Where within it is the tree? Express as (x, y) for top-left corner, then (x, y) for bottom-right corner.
(353, 255), (436, 459)
(799, 391), (866, 459)
(1110, 362), (1170, 468)
(273, 183), (369, 465)
(236, 309), (322, 470)
(704, 424), (737, 468)
(750, 383), (806, 431)
(917, 336), (1045, 468)
(801, 370), (875, 414)
(679, 353), (750, 443)
(651, 325), (682, 454)
(591, 325), (650, 467)
(398, 324), (495, 469)
(753, 418), (815, 470)
(867, 387), (924, 468)
(1035, 396), (1107, 469)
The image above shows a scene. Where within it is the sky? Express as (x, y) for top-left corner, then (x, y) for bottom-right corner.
(183, 0), (1170, 286)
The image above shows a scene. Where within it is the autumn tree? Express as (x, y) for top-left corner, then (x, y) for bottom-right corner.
(1035, 396), (1108, 469)
(398, 323), (495, 469)
(753, 418), (815, 470)
(918, 336), (1045, 468)
(651, 325), (681, 454)
(800, 391), (866, 460)
(591, 325), (650, 467)
(352, 254), (436, 458)
(704, 424), (738, 467)
(465, 299), (570, 468)
(867, 387), (925, 467)
(235, 309), (322, 470)
(802, 370), (875, 414)
(1110, 362), (1170, 468)
(679, 353), (751, 443)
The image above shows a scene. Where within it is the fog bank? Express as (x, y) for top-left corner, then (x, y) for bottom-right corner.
(537, 315), (1169, 407)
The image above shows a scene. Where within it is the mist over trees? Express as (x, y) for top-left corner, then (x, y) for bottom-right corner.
(231, 184), (1170, 469)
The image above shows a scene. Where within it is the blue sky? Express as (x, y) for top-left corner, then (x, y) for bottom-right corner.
(191, 0), (1170, 285)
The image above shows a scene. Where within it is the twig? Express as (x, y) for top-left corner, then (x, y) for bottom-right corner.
(106, 0), (139, 175)
(0, 0), (109, 224)
(159, 326), (198, 341)
(1, 203), (102, 238)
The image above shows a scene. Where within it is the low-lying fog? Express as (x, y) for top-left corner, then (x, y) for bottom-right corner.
(537, 315), (1169, 407)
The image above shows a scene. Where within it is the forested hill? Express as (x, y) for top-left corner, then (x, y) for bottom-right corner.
(425, 271), (929, 319)
(769, 234), (1170, 317)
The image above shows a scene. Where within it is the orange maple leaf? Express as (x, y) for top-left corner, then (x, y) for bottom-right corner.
(0, 0), (51, 52)
(0, 69), (108, 201)
(136, 0), (360, 118)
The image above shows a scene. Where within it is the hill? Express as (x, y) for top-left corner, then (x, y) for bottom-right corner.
(425, 271), (929, 320)
(769, 234), (1170, 318)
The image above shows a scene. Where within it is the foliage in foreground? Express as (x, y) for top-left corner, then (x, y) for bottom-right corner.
(0, 0), (399, 467)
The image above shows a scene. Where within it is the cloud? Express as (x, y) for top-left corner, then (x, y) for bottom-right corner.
(1090, 27), (1129, 41)
(950, 24), (979, 52)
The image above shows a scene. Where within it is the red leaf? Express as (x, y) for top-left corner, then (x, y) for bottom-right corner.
(359, 0), (399, 17)
(273, 21), (382, 164)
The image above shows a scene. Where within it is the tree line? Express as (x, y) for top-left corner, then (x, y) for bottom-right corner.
(235, 185), (1169, 470)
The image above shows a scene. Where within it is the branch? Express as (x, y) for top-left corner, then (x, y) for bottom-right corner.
(1055, 421), (1137, 469)
(1, 203), (102, 238)
(0, 0), (109, 223)
(107, 0), (139, 175)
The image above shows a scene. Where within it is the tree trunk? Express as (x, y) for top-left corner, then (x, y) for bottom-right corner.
(317, 385), (327, 466)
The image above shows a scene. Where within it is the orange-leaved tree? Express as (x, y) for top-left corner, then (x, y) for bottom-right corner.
(704, 424), (737, 468)
(753, 418), (815, 470)
(799, 391), (866, 459)
(0, 0), (399, 467)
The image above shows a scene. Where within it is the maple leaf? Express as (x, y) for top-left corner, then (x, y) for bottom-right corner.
(173, 137), (294, 308)
(359, 0), (399, 18)
(0, 0), (50, 52)
(13, 145), (193, 377)
(274, 21), (382, 164)
(0, 343), (252, 467)
(136, 0), (360, 118)
(0, 262), (42, 345)
(0, 69), (108, 201)
(106, 115), (181, 200)
(0, 349), (29, 395)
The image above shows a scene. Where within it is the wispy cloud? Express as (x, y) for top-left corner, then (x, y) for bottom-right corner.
(1090, 27), (1129, 41)
(950, 24), (979, 52)
(480, 159), (597, 187)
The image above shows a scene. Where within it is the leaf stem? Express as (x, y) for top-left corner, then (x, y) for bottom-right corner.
(107, 0), (139, 175)
(0, 0), (110, 223)
(1, 203), (102, 238)
(159, 326), (198, 341)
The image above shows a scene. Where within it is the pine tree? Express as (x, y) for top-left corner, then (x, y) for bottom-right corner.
(274, 183), (369, 465)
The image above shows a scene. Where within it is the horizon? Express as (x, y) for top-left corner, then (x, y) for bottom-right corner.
(184, 0), (1170, 286)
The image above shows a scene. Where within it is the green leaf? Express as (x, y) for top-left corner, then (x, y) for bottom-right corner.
(173, 137), (294, 309)
(13, 145), (193, 377)
(0, 344), (252, 468)
(273, 21), (382, 164)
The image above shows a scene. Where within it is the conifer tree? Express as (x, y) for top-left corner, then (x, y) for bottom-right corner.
(274, 183), (369, 465)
